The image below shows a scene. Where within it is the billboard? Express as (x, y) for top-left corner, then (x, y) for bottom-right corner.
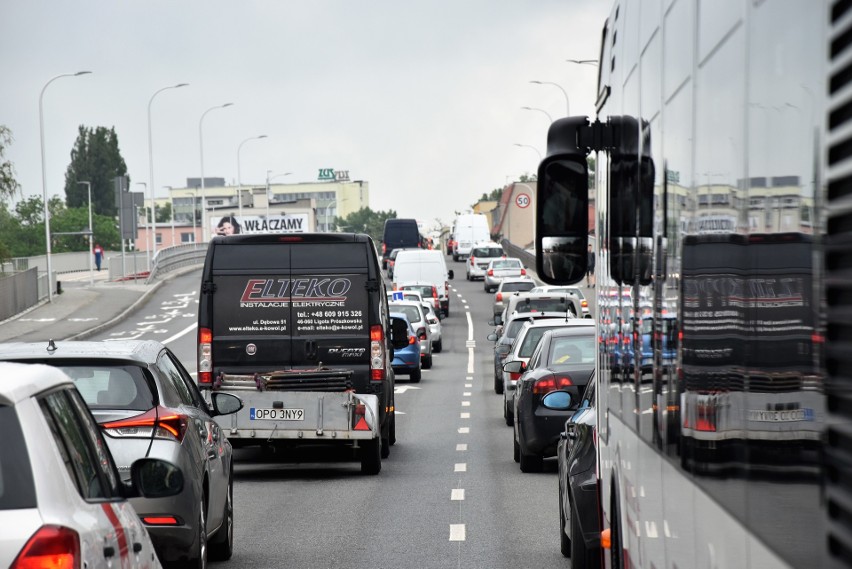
(210, 213), (310, 236)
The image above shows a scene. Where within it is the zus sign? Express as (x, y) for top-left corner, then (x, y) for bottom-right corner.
(317, 168), (351, 182)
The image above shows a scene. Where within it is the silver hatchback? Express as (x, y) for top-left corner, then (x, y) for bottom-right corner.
(0, 341), (243, 569)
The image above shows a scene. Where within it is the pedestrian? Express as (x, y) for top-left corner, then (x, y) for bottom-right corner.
(586, 243), (595, 287)
(93, 243), (104, 271)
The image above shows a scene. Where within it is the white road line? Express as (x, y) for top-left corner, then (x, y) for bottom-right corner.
(460, 412), (470, 419)
(464, 383), (472, 388)
(466, 376), (473, 381)
(463, 392), (471, 396)
(465, 311), (473, 342)
(462, 299), (468, 304)
(449, 524), (466, 542)
(461, 401), (470, 407)
(161, 322), (197, 345)
(454, 463), (467, 472)
(456, 444), (468, 451)
(451, 489), (465, 501)
(458, 427), (470, 434)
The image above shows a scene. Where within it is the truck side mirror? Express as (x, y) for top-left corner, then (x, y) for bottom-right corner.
(535, 117), (590, 285)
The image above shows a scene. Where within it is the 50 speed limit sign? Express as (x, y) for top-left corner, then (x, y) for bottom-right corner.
(515, 193), (531, 208)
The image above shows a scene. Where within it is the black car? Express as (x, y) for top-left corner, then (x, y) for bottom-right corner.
(508, 325), (595, 472)
(557, 377), (601, 568)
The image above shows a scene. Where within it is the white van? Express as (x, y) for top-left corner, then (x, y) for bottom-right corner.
(392, 249), (455, 317)
(452, 213), (490, 261)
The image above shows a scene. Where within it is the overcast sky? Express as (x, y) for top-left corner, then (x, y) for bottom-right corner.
(1, 0), (610, 228)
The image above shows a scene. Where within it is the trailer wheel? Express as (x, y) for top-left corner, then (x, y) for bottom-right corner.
(361, 437), (382, 475)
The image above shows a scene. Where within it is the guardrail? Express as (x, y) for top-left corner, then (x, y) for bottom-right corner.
(501, 239), (535, 270)
(147, 242), (209, 283)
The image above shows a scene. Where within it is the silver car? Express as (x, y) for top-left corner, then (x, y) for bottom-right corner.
(0, 361), (184, 569)
(0, 341), (243, 569)
(484, 257), (529, 293)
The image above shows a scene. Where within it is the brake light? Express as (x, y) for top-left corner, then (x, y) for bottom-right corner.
(432, 286), (438, 299)
(532, 375), (573, 394)
(142, 516), (180, 525)
(11, 525), (79, 569)
(488, 269), (494, 276)
(520, 268), (526, 276)
(370, 324), (385, 381)
(469, 256), (475, 266)
(102, 407), (189, 441)
(198, 327), (213, 385)
(496, 292), (503, 302)
(382, 243), (386, 254)
(509, 372), (522, 382)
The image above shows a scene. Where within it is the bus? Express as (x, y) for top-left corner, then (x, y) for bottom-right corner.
(534, 2), (850, 567)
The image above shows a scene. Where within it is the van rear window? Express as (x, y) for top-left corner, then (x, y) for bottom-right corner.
(212, 243), (369, 271)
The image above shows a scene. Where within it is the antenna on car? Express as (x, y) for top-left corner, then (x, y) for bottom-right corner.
(46, 339), (57, 354)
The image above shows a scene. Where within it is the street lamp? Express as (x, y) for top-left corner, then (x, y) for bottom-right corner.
(566, 59), (599, 66)
(324, 200), (336, 232)
(163, 186), (175, 245)
(237, 135), (268, 220)
(265, 170), (292, 221)
(39, 70), (91, 302)
(199, 102), (234, 242)
(77, 181), (94, 285)
(148, 82), (188, 265)
(513, 143), (543, 161)
(521, 106), (553, 123)
(135, 182), (147, 261)
(530, 80), (570, 116)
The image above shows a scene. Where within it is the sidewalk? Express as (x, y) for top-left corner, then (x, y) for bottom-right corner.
(0, 269), (162, 343)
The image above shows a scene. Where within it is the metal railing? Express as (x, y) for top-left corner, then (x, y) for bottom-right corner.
(147, 242), (209, 282)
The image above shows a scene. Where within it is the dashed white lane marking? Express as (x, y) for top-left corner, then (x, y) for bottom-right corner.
(464, 383), (472, 388)
(458, 427), (470, 434)
(449, 524), (466, 542)
(456, 444), (468, 451)
(463, 391), (471, 396)
(451, 489), (465, 501)
(462, 299), (468, 304)
(466, 376), (473, 381)
(461, 401), (471, 407)
(460, 412), (470, 419)
(454, 463), (467, 472)
(466, 311), (475, 374)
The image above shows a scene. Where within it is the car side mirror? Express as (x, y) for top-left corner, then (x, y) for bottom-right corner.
(448, 270), (454, 280)
(541, 390), (574, 411)
(210, 392), (243, 417)
(127, 458), (184, 499)
(503, 360), (525, 374)
(487, 332), (498, 342)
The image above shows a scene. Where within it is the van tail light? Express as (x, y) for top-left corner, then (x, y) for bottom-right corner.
(496, 292), (503, 302)
(488, 269), (494, 276)
(581, 300), (589, 308)
(382, 243), (386, 254)
(11, 525), (80, 569)
(198, 327), (213, 386)
(532, 374), (573, 394)
(432, 286), (438, 299)
(102, 407), (189, 442)
(370, 324), (386, 381)
(520, 268), (527, 276)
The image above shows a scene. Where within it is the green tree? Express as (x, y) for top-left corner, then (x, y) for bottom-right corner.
(64, 126), (129, 217)
(0, 126), (21, 202)
(333, 207), (397, 244)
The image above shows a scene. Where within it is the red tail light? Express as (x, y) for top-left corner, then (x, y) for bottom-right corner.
(509, 372), (522, 382)
(487, 269), (494, 276)
(370, 324), (385, 381)
(408, 335), (417, 345)
(496, 292), (503, 302)
(198, 327), (213, 385)
(432, 286), (438, 299)
(581, 300), (588, 308)
(532, 375), (573, 394)
(382, 243), (386, 254)
(520, 268), (527, 276)
(469, 256), (475, 265)
(11, 525), (80, 569)
(102, 407), (189, 441)
(142, 516), (180, 525)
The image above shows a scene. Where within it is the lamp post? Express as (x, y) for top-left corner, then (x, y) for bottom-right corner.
(513, 143), (543, 161)
(265, 170), (292, 221)
(39, 70), (91, 302)
(324, 200), (336, 232)
(199, 102), (234, 242)
(237, 135), (268, 221)
(135, 182), (147, 263)
(530, 80), (570, 116)
(77, 181), (94, 285)
(521, 106), (553, 123)
(148, 82), (188, 265)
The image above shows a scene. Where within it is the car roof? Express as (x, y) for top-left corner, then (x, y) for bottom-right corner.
(0, 340), (164, 364)
(0, 361), (74, 406)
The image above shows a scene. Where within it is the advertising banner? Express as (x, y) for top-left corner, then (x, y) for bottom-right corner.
(211, 213), (310, 236)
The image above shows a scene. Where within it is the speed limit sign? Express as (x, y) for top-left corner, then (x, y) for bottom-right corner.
(515, 193), (531, 208)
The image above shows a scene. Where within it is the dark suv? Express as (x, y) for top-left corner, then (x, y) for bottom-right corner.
(381, 218), (422, 268)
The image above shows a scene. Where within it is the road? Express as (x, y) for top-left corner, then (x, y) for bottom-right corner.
(86, 262), (573, 569)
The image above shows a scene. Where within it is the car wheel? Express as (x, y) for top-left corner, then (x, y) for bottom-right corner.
(504, 399), (513, 427)
(423, 354), (433, 369)
(494, 373), (503, 394)
(360, 437), (382, 475)
(381, 432), (390, 459)
(434, 339), (443, 353)
(571, 501), (601, 568)
(453, 254), (459, 262)
(188, 493), (208, 569)
(559, 483), (570, 557)
(410, 367), (421, 383)
(519, 451), (543, 473)
(513, 436), (520, 463)
(209, 471), (233, 561)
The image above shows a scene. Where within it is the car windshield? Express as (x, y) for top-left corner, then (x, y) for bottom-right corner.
(57, 364), (154, 411)
(502, 281), (535, 293)
(514, 298), (571, 313)
(402, 285), (434, 297)
(389, 304), (423, 324)
(518, 325), (565, 357)
(0, 405), (36, 510)
(547, 335), (597, 366)
(491, 260), (521, 269)
(473, 247), (503, 257)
